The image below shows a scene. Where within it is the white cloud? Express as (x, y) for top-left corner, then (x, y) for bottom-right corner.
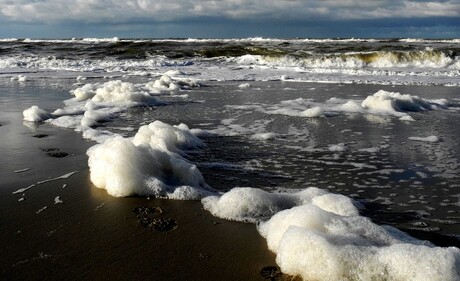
(0, 0), (458, 24)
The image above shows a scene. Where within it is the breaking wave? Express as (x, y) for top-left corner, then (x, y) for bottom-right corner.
(236, 49), (459, 70)
(1, 38), (459, 85)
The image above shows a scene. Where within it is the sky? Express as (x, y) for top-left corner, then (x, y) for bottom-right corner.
(0, 0), (459, 38)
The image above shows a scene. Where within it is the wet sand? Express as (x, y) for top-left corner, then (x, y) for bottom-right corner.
(0, 119), (281, 280)
(1, 79), (459, 280)
(0, 81), (281, 280)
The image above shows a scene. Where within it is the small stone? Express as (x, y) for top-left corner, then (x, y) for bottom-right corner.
(32, 134), (48, 138)
(47, 151), (69, 158)
(41, 148), (69, 158)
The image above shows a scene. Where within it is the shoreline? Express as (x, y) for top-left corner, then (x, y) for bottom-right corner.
(0, 120), (282, 280)
(1, 78), (459, 280)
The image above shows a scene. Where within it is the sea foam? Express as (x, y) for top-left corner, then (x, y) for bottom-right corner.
(228, 89), (450, 121)
(258, 204), (460, 281)
(408, 135), (440, 143)
(87, 121), (214, 199)
(21, 72), (201, 148)
(144, 74), (199, 93)
(74, 80), (159, 105)
(202, 184), (459, 280)
(23, 106), (52, 122)
(361, 90), (449, 117)
(202, 187), (358, 223)
(20, 72), (460, 280)
(38, 107), (460, 280)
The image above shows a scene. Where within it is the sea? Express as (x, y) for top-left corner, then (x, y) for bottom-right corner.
(1, 37), (459, 280)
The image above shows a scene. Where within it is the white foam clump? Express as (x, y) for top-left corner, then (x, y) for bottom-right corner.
(250, 132), (276, 140)
(73, 80), (159, 105)
(361, 90), (449, 117)
(408, 135), (440, 143)
(238, 82), (252, 89)
(11, 75), (28, 82)
(359, 147), (380, 153)
(202, 187), (358, 223)
(256, 198), (460, 281)
(72, 83), (98, 101)
(45, 80), (164, 142)
(87, 120), (214, 199)
(144, 74), (199, 93)
(81, 106), (115, 128)
(302, 106), (323, 117)
(240, 90), (450, 121)
(203, 185), (459, 280)
(328, 143), (346, 152)
(399, 115), (415, 121)
(23, 106), (52, 122)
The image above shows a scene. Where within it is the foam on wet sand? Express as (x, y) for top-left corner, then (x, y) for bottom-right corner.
(19, 79), (460, 280)
(23, 75), (200, 142)
(227, 89), (451, 121)
(203, 185), (459, 280)
(258, 203), (459, 281)
(23, 106), (52, 122)
(87, 121), (213, 199)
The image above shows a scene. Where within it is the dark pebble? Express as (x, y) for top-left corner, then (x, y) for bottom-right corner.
(33, 134), (49, 138)
(47, 152), (69, 158)
(41, 148), (69, 158)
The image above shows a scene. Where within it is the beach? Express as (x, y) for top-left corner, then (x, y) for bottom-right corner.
(0, 85), (279, 280)
(1, 38), (459, 280)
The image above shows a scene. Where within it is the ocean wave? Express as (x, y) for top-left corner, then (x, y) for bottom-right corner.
(80, 37), (121, 43)
(235, 49), (459, 70)
(21, 37), (123, 44)
(198, 45), (287, 58)
(0, 55), (193, 73)
(1, 38), (459, 86)
(302, 38), (381, 43)
(399, 38), (460, 44)
(3, 37), (459, 45)
(0, 38), (19, 42)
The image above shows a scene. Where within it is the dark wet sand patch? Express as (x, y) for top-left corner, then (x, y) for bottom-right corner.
(133, 206), (178, 232)
(41, 148), (69, 158)
(260, 266), (299, 281)
(32, 134), (48, 138)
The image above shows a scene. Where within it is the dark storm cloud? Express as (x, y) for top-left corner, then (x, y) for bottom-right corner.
(0, 1), (458, 38)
